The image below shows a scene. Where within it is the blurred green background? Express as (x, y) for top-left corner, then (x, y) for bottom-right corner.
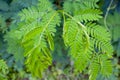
(0, 0), (120, 80)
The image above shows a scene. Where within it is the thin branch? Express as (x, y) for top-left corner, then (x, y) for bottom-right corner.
(104, 0), (114, 31)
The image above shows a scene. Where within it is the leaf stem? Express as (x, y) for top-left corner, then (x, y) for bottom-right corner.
(59, 10), (90, 47)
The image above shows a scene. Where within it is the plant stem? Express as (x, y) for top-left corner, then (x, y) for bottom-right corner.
(58, 10), (90, 49)
(104, 0), (114, 31)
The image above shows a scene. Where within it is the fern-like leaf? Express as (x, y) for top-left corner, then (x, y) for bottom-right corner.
(100, 54), (113, 76)
(63, 0), (113, 79)
(89, 54), (113, 80)
(86, 23), (113, 56)
(16, 0), (61, 78)
(63, 19), (91, 72)
(89, 55), (100, 80)
(63, 0), (99, 15)
(74, 9), (102, 22)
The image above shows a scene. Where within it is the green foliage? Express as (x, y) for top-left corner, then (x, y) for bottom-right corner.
(103, 12), (120, 80)
(0, 0), (38, 20)
(21, 0), (60, 77)
(0, 15), (7, 32)
(3, 0), (114, 80)
(63, 0), (113, 79)
(74, 9), (102, 22)
(0, 60), (8, 80)
(107, 12), (120, 42)
(107, 12), (120, 57)
(99, 11), (120, 57)
(63, 0), (99, 14)
(5, 0), (61, 78)
(89, 54), (113, 80)
(0, 0), (9, 11)
(12, 0), (38, 7)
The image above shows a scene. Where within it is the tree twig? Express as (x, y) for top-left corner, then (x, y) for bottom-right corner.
(104, 0), (114, 31)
